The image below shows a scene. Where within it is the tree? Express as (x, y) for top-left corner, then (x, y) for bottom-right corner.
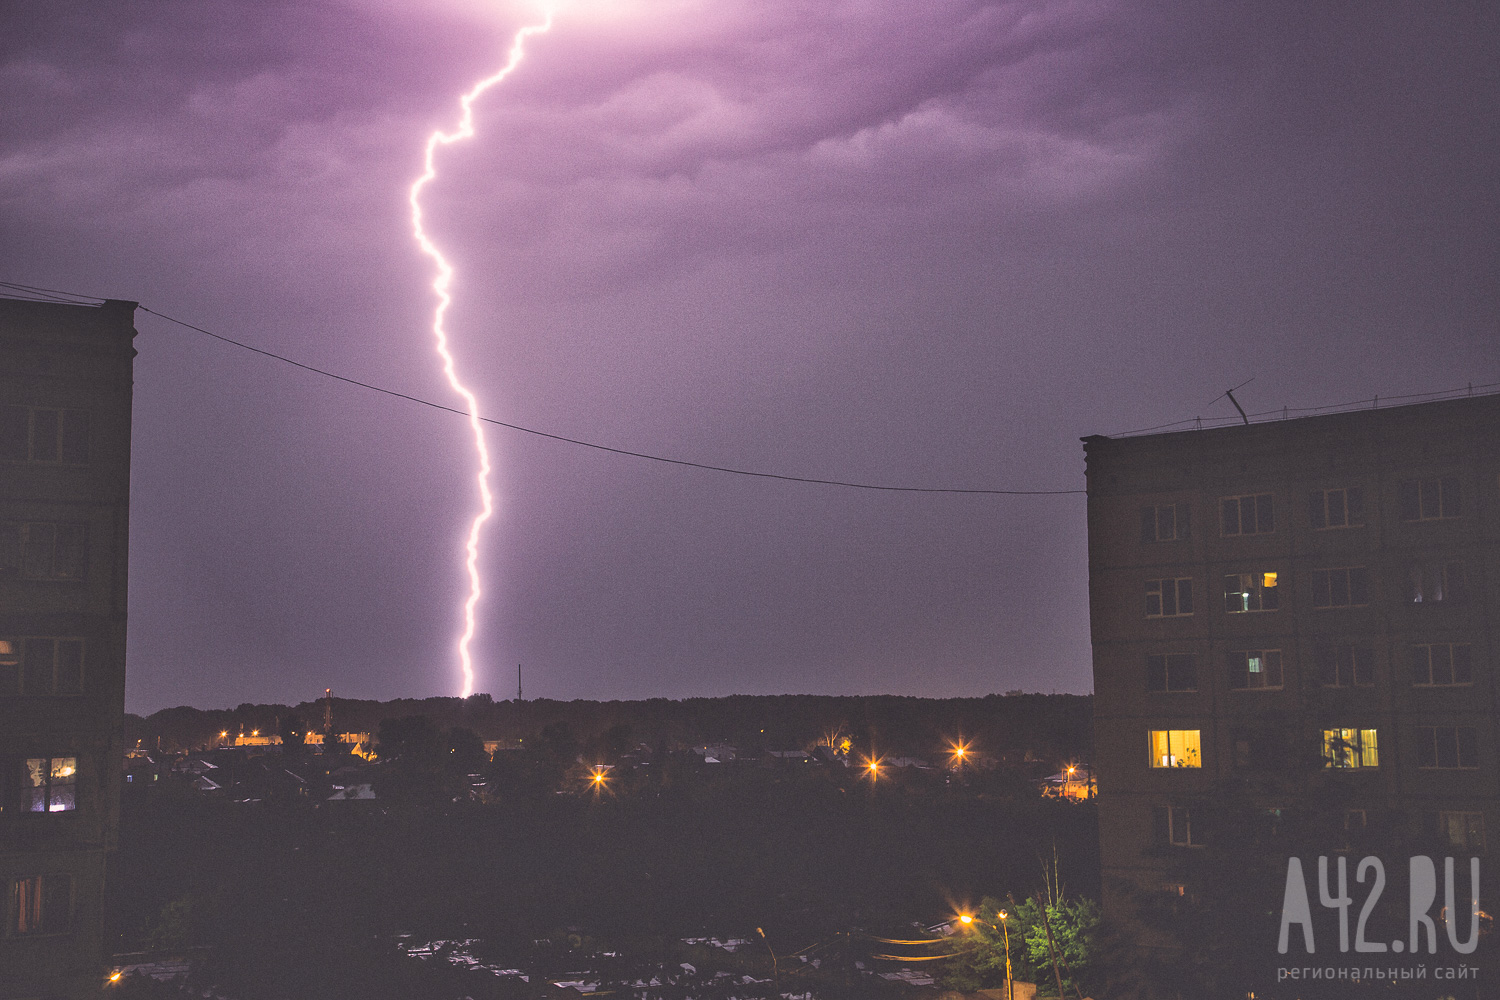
(942, 894), (1100, 998)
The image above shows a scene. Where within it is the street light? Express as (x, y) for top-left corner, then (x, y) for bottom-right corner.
(957, 910), (1012, 1000)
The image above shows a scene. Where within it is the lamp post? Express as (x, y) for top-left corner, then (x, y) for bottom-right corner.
(958, 910), (1012, 1000)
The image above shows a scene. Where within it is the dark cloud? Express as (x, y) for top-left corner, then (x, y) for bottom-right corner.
(1, 0), (1494, 711)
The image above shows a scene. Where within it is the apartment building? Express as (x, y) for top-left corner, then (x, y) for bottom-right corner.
(1082, 394), (1500, 940)
(1, 297), (137, 998)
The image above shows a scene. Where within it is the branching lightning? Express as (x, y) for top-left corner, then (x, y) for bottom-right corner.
(409, 9), (554, 698)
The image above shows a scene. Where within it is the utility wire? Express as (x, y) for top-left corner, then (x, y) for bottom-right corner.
(133, 305), (1084, 496)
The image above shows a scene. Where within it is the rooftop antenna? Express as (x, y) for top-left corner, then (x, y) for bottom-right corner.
(1206, 378), (1254, 426)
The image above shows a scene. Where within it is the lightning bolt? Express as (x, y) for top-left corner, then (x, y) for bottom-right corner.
(409, 9), (554, 698)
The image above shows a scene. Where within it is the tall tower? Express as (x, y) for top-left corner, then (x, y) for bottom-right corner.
(0, 297), (137, 998)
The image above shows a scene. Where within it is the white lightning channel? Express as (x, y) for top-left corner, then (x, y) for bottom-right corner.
(409, 10), (554, 698)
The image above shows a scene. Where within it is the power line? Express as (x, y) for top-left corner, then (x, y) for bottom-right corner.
(132, 306), (1084, 496)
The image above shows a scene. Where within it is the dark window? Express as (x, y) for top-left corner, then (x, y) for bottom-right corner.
(0, 406), (26, 461)
(12, 638), (86, 696)
(1147, 654), (1197, 692)
(1312, 567), (1370, 608)
(1412, 644), (1472, 686)
(1316, 644), (1373, 687)
(1416, 726), (1478, 769)
(30, 409), (59, 462)
(1141, 503), (1191, 543)
(4, 522), (87, 582)
(1228, 649), (1283, 690)
(1145, 578), (1193, 617)
(60, 409), (89, 463)
(1169, 805), (1204, 847)
(1309, 487), (1365, 529)
(1224, 571), (1279, 612)
(11, 874), (72, 935)
(1401, 476), (1461, 521)
(1438, 812), (1485, 852)
(0, 638), (18, 696)
(1221, 493), (1275, 536)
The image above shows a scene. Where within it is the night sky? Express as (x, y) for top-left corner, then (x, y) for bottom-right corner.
(2, 0), (1495, 714)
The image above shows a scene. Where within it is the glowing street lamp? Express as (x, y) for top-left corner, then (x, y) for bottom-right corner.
(957, 909), (1013, 1000)
(949, 739), (971, 769)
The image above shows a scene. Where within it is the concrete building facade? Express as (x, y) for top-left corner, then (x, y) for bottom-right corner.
(1083, 394), (1500, 951)
(1, 297), (136, 999)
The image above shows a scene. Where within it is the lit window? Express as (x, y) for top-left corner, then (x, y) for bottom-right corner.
(1149, 730), (1201, 768)
(1228, 649), (1283, 690)
(1309, 487), (1365, 529)
(1141, 503), (1191, 543)
(1405, 561), (1468, 604)
(25, 757), (77, 812)
(1221, 493), (1274, 536)
(1416, 727), (1478, 769)
(1323, 729), (1379, 769)
(1224, 571), (1279, 613)
(1400, 476), (1460, 521)
(10, 874), (72, 935)
(1147, 654), (1197, 692)
(1438, 812), (1485, 852)
(1145, 578), (1193, 618)
(1411, 644), (1472, 686)
(1315, 644), (1373, 687)
(1311, 567), (1370, 608)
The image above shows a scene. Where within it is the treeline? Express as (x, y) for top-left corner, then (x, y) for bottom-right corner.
(127, 692), (1093, 763)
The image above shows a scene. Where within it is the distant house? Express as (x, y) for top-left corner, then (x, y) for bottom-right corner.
(692, 743), (739, 764)
(1040, 765), (1095, 801)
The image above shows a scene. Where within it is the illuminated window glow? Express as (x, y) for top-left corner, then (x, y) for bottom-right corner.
(1149, 730), (1201, 768)
(1228, 649), (1283, 690)
(25, 756), (77, 812)
(1322, 729), (1378, 769)
(1224, 571), (1278, 613)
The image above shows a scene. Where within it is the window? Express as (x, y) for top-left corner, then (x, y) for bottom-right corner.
(10, 874), (72, 935)
(1224, 571), (1279, 612)
(1405, 561), (1468, 604)
(0, 639), (84, 696)
(1311, 567), (1370, 608)
(1228, 649), (1283, 690)
(1309, 487), (1365, 529)
(0, 406), (89, 464)
(1141, 503), (1191, 543)
(1323, 729), (1379, 769)
(1149, 730), (1201, 768)
(1154, 804), (1206, 847)
(1401, 476), (1460, 521)
(1411, 644), (1473, 686)
(1316, 644), (1373, 688)
(1145, 578), (1193, 618)
(1221, 493), (1274, 536)
(1147, 654), (1197, 692)
(25, 757), (77, 812)
(0, 522), (88, 581)
(0, 639), (18, 696)
(1438, 812), (1485, 852)
(1416, 726), (1478, 769)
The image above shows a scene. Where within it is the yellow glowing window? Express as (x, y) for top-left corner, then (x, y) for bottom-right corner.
(1149, 730), (1201, 768)
(1323, 729), (1378, 769)
(1263, 572), (1277, 589)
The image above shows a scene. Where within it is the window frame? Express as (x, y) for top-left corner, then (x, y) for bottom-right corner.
(8, 873), (74, 936)
(1322, 728), (1379, 769)
(1227, 648), (1284, 691)
(1223, 570), (1280, 613)
(1411, 643), (1473, 687)
(1309, 487), (1365, 530)
(1220, 493), (1275, 537)
(1145, 577), (1194, 618)
(1148, 729), (1202, 769)
(1437, 811), (1486, 853)
(1405, 560), (1468, 605)
(1168, 804), (1205, 847)
(1141, 503), (1191, 544)
(23, 756), (78, 813)
(1315, 643), (1374, 688)
(1400, 476), (1461, 522)
(1416, 726), (1479, 770)
(1147, 653), (1198, 693)
(1, 637), (86, 696)
(0, 405), (90, 465)
(0, 521), (89, 582)
(1311, 567), (1371, 609)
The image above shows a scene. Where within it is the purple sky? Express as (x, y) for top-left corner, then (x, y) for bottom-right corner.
(3, 0), (1496, 714)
